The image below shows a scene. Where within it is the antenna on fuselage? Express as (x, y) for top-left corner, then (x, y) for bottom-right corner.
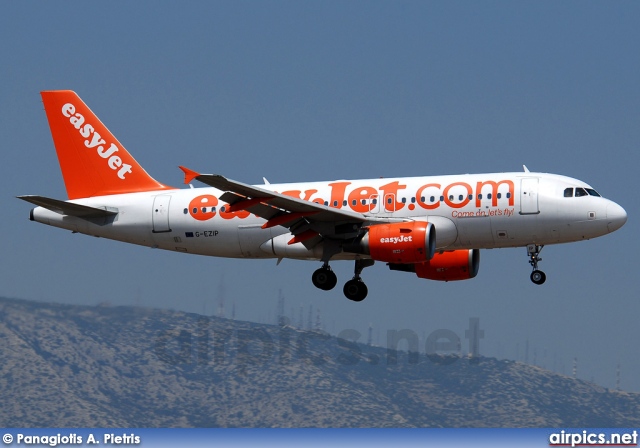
(523, 165), (530, 173)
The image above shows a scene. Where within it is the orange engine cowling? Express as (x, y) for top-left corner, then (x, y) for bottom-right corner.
(388, 249), (480, 281)
(414, 249), (480, 281)
(365, 221), (436, 263)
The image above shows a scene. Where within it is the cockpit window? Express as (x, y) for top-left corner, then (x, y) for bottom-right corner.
(586, 188), (601, 197)
(564, 186), (601, 198)
(575, 188), (588, 197)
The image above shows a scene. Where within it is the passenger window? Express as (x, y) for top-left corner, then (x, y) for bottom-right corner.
(506, 192), (511, 199)
(487, 193), (492, 200)
(372, 198), (377, 205)
(411, 197), (416, 203)
(478, 194), (483, 200)
(401, 197), (406, 204)
(564, 188), (573, 197)
(449, 195), (453, 201)
(333, 200), (338, 206)
(458, 195), (463, 201)
(468, 195), (473, 200)
(575, 188), (588, 197)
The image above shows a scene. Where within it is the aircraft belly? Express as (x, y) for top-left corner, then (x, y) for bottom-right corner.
(238, 225), (277, 258)
(561, 219), (610, 242)
(455, 216), (495, 248)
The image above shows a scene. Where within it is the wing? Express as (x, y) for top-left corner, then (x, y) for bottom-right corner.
(179, 166), (389, 248)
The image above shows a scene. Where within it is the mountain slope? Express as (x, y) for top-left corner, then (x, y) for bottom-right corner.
(1, 297), (638, 427)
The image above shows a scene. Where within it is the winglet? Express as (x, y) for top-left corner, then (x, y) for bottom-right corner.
(179, 166), (201, 184)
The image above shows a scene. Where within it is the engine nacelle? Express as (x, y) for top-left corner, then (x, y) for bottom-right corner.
(358, 221), (436, 263)
(389, 249), (480, 282)
(415, 249), (480, 281)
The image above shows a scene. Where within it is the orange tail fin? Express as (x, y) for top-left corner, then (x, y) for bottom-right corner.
(41, 90), (174, 199)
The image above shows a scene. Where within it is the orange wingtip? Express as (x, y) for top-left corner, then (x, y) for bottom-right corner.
(179, 166), (201, 184)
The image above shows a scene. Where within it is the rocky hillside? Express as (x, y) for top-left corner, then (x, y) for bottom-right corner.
(0, 297), (638, 427)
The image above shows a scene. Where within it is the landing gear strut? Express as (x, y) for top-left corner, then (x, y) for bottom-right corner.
(527, 244), (546, 285)
(312, 263), (338, 291)
(343, 259), (374, 302)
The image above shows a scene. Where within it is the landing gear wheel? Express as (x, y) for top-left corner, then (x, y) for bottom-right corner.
(342, 259), (374, 302)
(526, 244), (546, 285)
(343, 279), (368, 302)
(530, 270), (546, 285)
(312, 266), (337, 291)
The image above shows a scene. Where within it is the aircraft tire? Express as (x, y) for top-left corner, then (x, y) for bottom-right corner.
(312, 267), (338, 291)
(343, 279), (368, 302)
(530, 270), (546, 285)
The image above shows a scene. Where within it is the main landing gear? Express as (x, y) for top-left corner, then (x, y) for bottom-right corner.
(312, 263), (338, 291)
(343, 259), (375, 302)
(311, 259), (374, 302)
(527, 244), (546, 285)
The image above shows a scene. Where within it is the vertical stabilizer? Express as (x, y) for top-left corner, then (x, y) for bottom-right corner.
(41, 90), (174, 199)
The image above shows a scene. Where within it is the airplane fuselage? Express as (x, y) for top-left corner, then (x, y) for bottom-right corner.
(31, 171), (626, 260)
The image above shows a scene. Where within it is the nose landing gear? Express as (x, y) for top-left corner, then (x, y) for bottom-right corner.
(527, 244), (546, 285)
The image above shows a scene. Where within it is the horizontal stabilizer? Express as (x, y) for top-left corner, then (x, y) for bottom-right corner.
(17, 195), (118, 219)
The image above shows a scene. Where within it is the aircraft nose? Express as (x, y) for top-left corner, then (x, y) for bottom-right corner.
(606, 202), (627, 232)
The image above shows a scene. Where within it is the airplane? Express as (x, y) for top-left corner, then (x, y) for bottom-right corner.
(18, 91), (627, 302)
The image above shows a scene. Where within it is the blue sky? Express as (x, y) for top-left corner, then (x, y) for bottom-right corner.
(2, 2), (639, 391)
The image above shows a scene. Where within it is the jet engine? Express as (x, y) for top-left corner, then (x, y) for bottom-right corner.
(389, 249), (480, 281)
(352, 221), (436, 263)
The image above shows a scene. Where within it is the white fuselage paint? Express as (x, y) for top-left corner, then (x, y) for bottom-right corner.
(31, 172), (626, 261)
